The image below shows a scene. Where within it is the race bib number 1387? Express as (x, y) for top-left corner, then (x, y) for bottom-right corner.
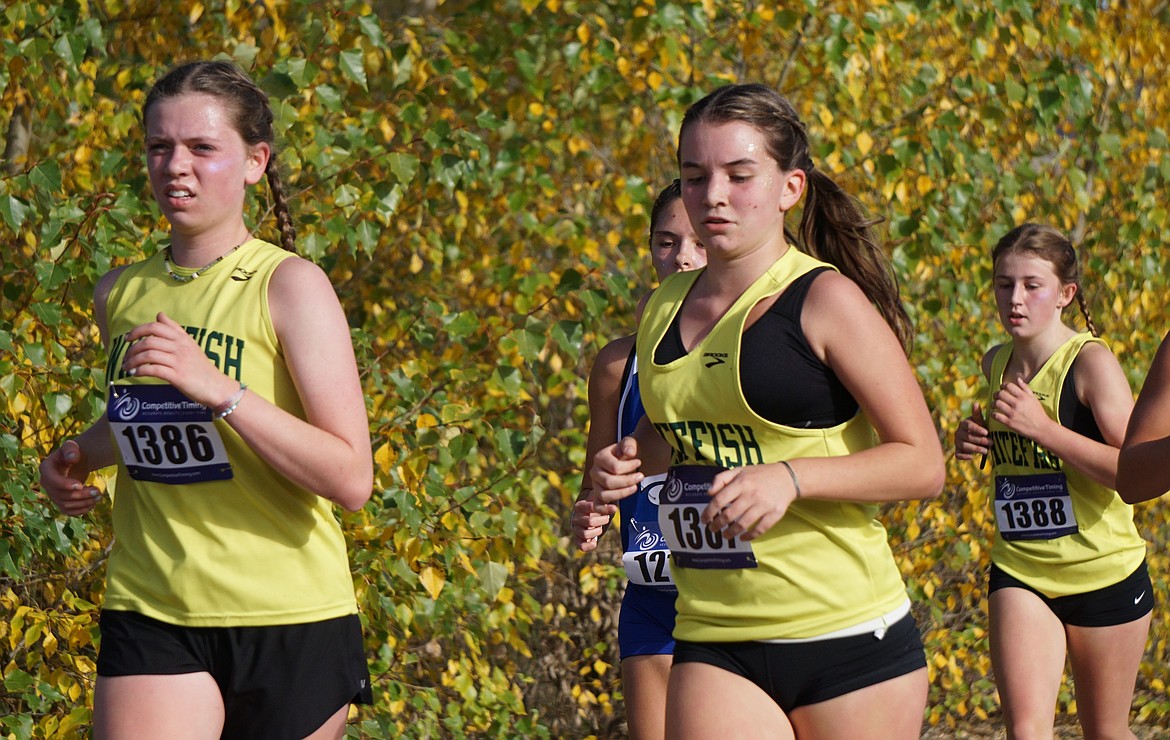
(659, 465), (757, 570)
(108, 385), (233, 484)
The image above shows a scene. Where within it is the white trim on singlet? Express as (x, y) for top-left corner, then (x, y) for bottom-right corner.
(614, 350), (639, 443)
(756, 599), (911, 643)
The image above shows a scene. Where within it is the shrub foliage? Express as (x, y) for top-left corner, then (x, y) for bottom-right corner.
(3, 0), (1169, 736)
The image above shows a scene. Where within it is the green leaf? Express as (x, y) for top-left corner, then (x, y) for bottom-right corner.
(495, 427), (526, 462)
(556, 268), (583, 293)
(387, 153), (420, 185)
(260, 71), (298, 99)
(339, 48), (369, 91)
(0, 195), (29, 230)
(31, 159), (62, 192)
(550, 320), (583, 354)
(355, 218), (379, 255)
(33, 260), (68, 292)
(445, 311), (479, 339)
(44, 392), (73, 425)
(52, 32), (87, 68)
(477, 560), (508, 600)
(357, 15), (387, 48)
(315, 83), (343, 112)
(3, 668), (35, 694)
(1004, 78), (1026, 103)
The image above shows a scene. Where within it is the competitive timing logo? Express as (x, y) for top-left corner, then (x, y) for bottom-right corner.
(996, 477), (1017, 500)
(663, 473), (684, 503)
(630, 519), (664, 550)
(111, 391), (141, 422)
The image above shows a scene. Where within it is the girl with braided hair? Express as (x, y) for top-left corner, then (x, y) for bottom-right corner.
(591, 83), (943, 738)
(955, 223), (1150, 740)
(38, 60), (372, 738)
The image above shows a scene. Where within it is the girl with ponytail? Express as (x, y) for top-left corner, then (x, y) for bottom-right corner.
(955, 223), (1150, 739)
(590, 83), (944, 738)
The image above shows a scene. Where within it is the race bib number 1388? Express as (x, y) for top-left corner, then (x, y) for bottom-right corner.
(994, 473), (1078, 541)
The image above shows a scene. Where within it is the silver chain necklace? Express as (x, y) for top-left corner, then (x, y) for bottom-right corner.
(163, 242), (245, 282)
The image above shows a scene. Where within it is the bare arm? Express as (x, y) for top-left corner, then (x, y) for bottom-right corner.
(785, 272), (945, 503)
(120, 257), (373, 511)
(39, 267), (125, 515)
(990, 342), (1132, 489)
(228, 257), (373, 510)
(954, 348), (997, 463)
(1118, 331), (1170, 503)
(571, 335), (632, 551)
(704, 273), (944, 541)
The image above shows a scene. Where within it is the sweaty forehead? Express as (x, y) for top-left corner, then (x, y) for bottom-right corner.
(146, 93), (234, 137)
(679, 121), (771, 166)
(994, 252), (1059, 279)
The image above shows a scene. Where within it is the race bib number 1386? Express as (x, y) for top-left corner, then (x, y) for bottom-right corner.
(108, 384), (233, 484)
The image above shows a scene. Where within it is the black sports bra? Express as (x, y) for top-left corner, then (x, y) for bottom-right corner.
(654, 268), (858, 428)
(1058, 366), (1104, 442)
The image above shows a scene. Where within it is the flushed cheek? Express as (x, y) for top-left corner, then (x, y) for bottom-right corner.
(1027, 288), (1059, 307)
(202, 158), (234, 176)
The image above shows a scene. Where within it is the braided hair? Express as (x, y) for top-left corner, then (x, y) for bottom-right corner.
(143, 60), (296, 252)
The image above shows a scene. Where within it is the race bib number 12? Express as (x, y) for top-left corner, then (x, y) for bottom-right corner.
(659, 465), (757, 569)
(108, 385), (233, 484)
(621, 474), (675, 587)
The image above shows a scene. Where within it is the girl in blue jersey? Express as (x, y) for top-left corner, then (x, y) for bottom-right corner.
(38, 60), (372, 739)
(573, 180), (705, 739)
(591, 84), (943, 740)
(956, 224), (1150, 739)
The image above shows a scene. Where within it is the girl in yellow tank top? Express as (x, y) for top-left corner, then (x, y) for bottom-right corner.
(592, 83), (944, 740)
(955, 223), (1151, 739)
(38, 60), (373, 739)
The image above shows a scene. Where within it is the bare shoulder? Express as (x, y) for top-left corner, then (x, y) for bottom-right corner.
(635, 290), (653, 324)
(1074, 339), (1125, 375)
(980, 345), (1004, 379)
(1144, 330), (1170, 387)
(589, 334), (636, 391)
(801, 270), (896, 357)
(1071, 341), (1127, 393)
(801, 270), (876, 332)
(94, 265), (132, 345)
(270, 254), (334, 293)
(1129, 331), (1170, 429)
(267, 256), (348, 345)
(268, 256), (342, 314)
(802, 268), (866, 308)
(95, 264), (130, 295)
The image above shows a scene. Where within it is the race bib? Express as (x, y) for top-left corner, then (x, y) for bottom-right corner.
(108, 384), (233, 484)
(994, 473), (1078, 541)
(621, 474), (674, 587)
(658, 465), (757, 569)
